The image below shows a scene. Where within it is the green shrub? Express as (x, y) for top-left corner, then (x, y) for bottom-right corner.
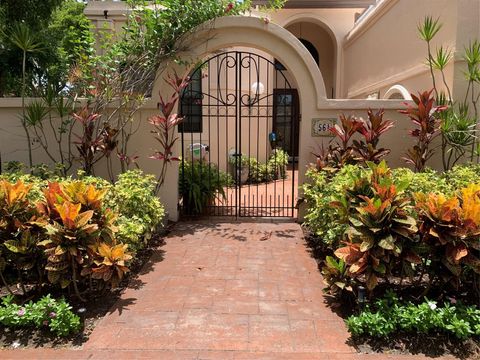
(106, 170), (164, 252)
(304, 161), (480, 299)
(0, 294), (81, 337)
(0, 171), (47, 204)
(0, 167), (164, 254)
(415, 184), (480, 289)
(268, 148), (289, 180)
(0, 178), (133, 299)
(304, 165), (467, 252)
(228, 149), (289, 184)
(334, 161), (419, 291)
(444, 164), (480, 191)
(303, 164), (370, 250)
(346, 291), (480, 340)
(391, 167), (452, 198)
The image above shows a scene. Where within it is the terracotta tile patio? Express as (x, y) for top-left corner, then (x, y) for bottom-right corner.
(0, 221), (455, 359)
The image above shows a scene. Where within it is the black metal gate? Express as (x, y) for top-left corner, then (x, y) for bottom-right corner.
(179, 51), (298, 217)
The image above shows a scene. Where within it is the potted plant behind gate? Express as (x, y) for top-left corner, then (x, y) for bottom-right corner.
(179, 160), (233, 216)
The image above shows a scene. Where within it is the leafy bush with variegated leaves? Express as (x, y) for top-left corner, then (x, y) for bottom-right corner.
(333, 161), (419, 291)
(105, 170), (165, 252)
(415, 185), (480, 288)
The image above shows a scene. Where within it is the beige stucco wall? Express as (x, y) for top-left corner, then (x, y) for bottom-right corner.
(271, 7), (361, 99)
(286, 22), (336, 98)
(342, 0), (480, 104)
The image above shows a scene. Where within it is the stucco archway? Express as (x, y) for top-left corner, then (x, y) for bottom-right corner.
(280, 14), (339, 99)
(154, 16), (327, 219)
(383, 85), (412, 100)
(163, 16), (327, 105)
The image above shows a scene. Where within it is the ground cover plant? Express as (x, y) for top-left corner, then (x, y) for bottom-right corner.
(0, 294), (81, 337)
(346, 291), (480, 340)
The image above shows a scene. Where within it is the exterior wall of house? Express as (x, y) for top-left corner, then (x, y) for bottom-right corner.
(271, 7), (361, 98)
(285, 22), (336, 98)
(342, 0), (479, 105)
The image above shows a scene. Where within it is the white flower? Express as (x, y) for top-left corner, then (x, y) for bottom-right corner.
(427, 301), (437, 310)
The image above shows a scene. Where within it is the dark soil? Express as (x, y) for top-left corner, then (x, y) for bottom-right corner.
(303, 228), (480, 360)
(0, 225), (171, 349)
(351, 334), (480, 360)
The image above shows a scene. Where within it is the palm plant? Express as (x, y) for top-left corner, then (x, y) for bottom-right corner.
(418, 16), (442, 99)
(8, 23), (43, 169)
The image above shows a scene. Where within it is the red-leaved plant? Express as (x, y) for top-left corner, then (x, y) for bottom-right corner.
(149, 72), (190, 193)
(313, 109), (394, 170)
(399, 89), (447, 172)
(73, 107), (119, 178)
(353, 109), (394, 163)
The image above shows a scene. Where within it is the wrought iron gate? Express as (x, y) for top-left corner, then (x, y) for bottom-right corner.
(179, 51), (298, 217)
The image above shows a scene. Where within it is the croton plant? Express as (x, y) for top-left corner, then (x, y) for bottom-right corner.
(415, 184), (480, 287)
(0, 179), (132, 300)
(332, 161), (420, 291)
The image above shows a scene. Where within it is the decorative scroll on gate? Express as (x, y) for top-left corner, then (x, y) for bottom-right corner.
(179, 51), (298, 217)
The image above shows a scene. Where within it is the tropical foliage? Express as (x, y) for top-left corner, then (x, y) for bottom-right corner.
(229, 149), (290, 184)
(0, 0), (93, 97)
(304, 161), (480, 298)
(313, 109), (393, 170)
(418, 15), (480, 169)
(179, 160), (232, 215)
(0, 169), (165, 300)
(415, 185), (480, 288)
(399, 89), (446, 172)
(333, 162), (419, 291)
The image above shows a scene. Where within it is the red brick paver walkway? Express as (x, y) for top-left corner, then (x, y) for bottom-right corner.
(1, 221), (455, 359)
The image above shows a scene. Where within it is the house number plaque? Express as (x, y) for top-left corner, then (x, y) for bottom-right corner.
(311, 118), (336, 137)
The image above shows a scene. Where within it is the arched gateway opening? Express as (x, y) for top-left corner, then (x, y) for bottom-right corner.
(158, 16), (327, 219)
(179, 51), (299, 217)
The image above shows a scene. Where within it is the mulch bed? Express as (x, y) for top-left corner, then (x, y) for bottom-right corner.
(0, 225), (171, 349)
(351, 333), (480, 359)
(303, 228), (480, 360)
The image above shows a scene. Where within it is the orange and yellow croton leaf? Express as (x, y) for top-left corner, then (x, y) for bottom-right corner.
(461, 184), (480, 225)
(55, 202), (82, 229)
(1, 180), (32, 207)
(77, 185), (107, 209)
